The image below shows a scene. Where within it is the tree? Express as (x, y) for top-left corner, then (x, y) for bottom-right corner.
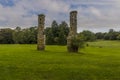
(0, 28), (14, 44)
(117, 34), (120, 40)
(45, 27), (54, 45)
(13, 27), (23, 44)
(58, 30), (66, 45)
(95, 32), (105, 40)
(81, 30), (96, 41)
(104, 33), (110, 40)
(45, 21), (69, 45)
(13, 26), (37, 44)
(108, 29), (116, 40)
(58, 21), (69, 45)
(68, 35), (85, 53)
(15, 26), (21, 32)
(104, 29), (119, 40)
(51, 20), (59, 44)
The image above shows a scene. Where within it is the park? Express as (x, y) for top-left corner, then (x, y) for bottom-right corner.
(0, 41), (120, 80)
(0, 10), (120, 80)
(0, 0), (120, 79)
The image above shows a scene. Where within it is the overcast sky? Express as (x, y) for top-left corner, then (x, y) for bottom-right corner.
(0, 0), (120, 32)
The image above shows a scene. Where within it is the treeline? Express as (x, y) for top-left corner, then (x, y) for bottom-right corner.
(0, 20), (69, 44)
(0, 27), (37, 44)
(45, 21), (69, 45)
(0, 20), (120, 44)
(79, 29), (120, 41)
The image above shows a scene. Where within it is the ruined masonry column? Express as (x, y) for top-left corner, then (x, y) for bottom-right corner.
(37, 14), (45, 51)
(67, 11), (78, 52)
(70, 11), (77, 35)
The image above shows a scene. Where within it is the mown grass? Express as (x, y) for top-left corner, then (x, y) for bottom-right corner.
(0, 41), (120, 80)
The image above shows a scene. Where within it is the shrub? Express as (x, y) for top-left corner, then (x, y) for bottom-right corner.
(68, 35), (85, 53)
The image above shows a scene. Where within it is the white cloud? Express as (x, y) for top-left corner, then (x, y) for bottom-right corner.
(0, 0), (70, 28)
(0, 0), (120, 32)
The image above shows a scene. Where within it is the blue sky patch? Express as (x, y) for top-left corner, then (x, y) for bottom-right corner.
(0, 0), (15, 7)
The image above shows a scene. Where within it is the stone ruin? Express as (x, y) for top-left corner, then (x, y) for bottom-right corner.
(37, 14), (45, 51)
(69, 11), (77, 35)
(67, 11), (78, 52)
(37, 11), (78, 52)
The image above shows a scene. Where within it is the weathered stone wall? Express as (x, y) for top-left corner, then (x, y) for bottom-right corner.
(67, 11), (78, 52)
(37, 14), (45, 51)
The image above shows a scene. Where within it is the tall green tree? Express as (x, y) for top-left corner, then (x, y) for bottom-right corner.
(58, 21), (69, 45)
(45, 21), (69, 45)
(0, 28), (14, 44)
(45, 27), (54, 45)
(13, 27), (22, 43)
(51, 20), (59, 44)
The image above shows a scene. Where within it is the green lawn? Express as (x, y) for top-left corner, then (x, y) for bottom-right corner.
(0, 41), (120, 80)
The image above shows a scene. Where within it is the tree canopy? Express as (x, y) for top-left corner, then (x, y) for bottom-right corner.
(0, 21), (120, 44)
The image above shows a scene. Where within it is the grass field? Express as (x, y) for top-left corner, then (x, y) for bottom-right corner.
(0, 41), (120, 80)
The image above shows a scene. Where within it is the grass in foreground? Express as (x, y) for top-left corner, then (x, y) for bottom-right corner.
(0, 41), (120, 80)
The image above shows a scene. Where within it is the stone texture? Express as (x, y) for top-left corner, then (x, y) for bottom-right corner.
(70, 11), (77, 35)
(37, 14), (45, 51)
(67, 11), (78, 52)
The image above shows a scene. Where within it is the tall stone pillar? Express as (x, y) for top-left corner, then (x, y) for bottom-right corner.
(37, 14), (45, 51)
(67, 11), (78, 52)
(70, 11), (77, 35)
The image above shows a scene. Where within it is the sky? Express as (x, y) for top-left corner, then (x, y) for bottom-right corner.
(0, 0), (120, 32)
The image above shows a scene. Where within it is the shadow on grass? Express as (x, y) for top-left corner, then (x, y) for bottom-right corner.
(30, 47), (86, 56)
